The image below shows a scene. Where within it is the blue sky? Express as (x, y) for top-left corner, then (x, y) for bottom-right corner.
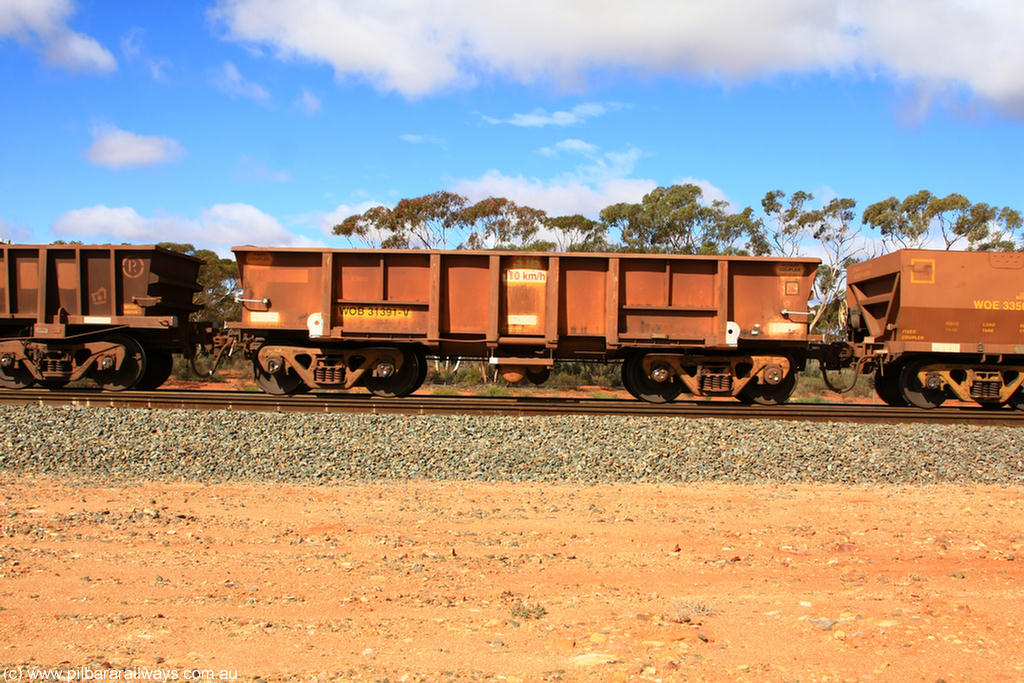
(1, 0), (1022, 255)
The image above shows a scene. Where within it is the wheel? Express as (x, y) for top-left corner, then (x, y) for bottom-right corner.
(621, 354), (683, 404)
(526, 368), (550, 386)
(978, 400), (1007, 410)
(1011, 391), (1024, 411)
(365, 348), (425, 398)
(899, 358), (946, 409)
(136, 349), (174, 390)
(738, 371), (797, 405)
(91, 335), (146, 391)
(873, 364), (908, 407)
(253, 360), (307, 396)
(0, 360), (35, 389)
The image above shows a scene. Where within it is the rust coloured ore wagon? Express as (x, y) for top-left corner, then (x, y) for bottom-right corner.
(232, 247), (820, 403)
(0, 244), (203, 390)
(845, 249), (1024, 408)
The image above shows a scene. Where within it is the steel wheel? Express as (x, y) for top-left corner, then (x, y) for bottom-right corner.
(899, 358), (946, 409)
(738, 371), (797, 405)
(1011, 391), (1024, 411)
(136, 349), (174, 390)
(873, 364), (907, 407)
(0, 359), (35, 389)
(91, 335), (147, 391)
(253, 360), (307, 395)
(526, 368), (550, 386)
(365, 348), (425, 398)
(621, 354), (683, 404)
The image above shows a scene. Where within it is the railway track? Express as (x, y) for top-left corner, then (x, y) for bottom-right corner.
(1, 388), (1023, 425)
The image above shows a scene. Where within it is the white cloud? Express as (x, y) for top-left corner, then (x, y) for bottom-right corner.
(294, 88), (321, 114)
(453, 138), (656, 216)
(539, 139), (599, 157)
(148, 58), (170, 82)
(51, 203), (321, 254)
(0, 216), (32, 242)
(213, 61), (270, 101)
(399, 133), (445, 145)
(483, 102), (624, 127)
(118, 27), (171, 82)
(86, 126), (185, 169)
(452, 170), (655, 218)
(210, 0), (1024, 115)
(0, 0), (116, 73)
(315, 201), (385, 236)
(120, 27), (142, 59)
(671, 176), (732, 208)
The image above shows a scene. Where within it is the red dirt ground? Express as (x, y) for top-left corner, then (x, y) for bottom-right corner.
(2, 477), (1023, 682)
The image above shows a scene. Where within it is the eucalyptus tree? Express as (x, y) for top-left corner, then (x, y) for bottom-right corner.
(600, 184), (768, 255)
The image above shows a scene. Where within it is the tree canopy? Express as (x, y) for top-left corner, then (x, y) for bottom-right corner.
(600, 184), (769, 256)
(863, 191), (1023, 251)
(331, 186), (1022, 337)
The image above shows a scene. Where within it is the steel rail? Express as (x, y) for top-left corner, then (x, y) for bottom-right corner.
(1, 388), (1023, 425)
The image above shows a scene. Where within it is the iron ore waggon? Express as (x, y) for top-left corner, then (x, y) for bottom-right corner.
(231, 247), (820, 403)
(0, 243), (204, 390)
(844, 249), (1024, 409)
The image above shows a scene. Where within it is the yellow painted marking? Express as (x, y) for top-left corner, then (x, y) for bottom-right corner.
(341, 305), (412, 320)
(507, 314), (538, 326)
(503, 268), (547, 284)
(249, 311), (281, 324)
(775, 264), (805, 276)
(244, 265), (309, 283)
(909, 258), (935, 284)
(122, 303), (143, 316)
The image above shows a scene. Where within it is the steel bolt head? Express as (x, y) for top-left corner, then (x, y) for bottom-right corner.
(764, 365), (783, 385)
(649, 364), (671, 383)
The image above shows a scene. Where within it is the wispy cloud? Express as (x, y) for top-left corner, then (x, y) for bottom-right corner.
(294, 88), (322, 115)
(86, 125), (185, 170)
(539, 139), (599, 157)
(452, 140), (653, 217)
(119, 27), (171, 82)
(0, 0), (116, 74)
(399, 133), (445, 145)
(213, 61), (269, 101)
(483, 102), (625, 127)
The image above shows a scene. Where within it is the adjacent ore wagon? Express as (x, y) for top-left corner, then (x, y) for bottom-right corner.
(0, 244), (203, 390)
(232, 247), (820, 403)
(846, 249), (1024, 408)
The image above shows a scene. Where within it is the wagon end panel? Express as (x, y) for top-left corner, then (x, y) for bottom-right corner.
(845, 252), (903, 342)
(729, 260), (818, 343)
(235, 249), (325, 333)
